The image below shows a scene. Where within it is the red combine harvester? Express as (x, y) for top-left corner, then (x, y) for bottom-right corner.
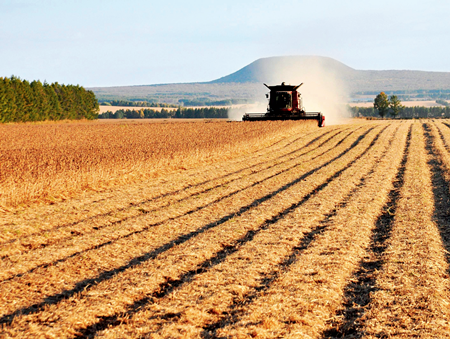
(242, 82), (325, 127)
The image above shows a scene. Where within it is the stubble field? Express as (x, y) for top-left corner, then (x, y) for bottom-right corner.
(1, 118), (450, 338)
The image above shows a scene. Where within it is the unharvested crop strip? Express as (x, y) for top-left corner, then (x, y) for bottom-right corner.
(0, 126), (379, 329)
(182, 124), (330, 180)
(0, 125), (374, 325)
(1, 123), (322, 232)
(0, 127), (356, 282)
(322, 125), (411, 338)
(2, 124), (321, 217)
(0, 127), (343, 249)
(1, 120), (315, 210)
(59, 126), (390, 338)
(0, 129), (358, 280)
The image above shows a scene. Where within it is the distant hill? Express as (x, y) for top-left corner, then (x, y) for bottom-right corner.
(212, 56), (450, 93)
(90, 56), (450, 103)
(211, 56), (355, 84)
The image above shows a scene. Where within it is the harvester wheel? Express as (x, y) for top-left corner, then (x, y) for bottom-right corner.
(319, 114), (325, 127)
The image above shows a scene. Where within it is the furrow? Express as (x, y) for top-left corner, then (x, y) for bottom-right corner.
(434, 120), (450, 152)
(427, 122), (450, 266)
(434, 120), (450, 156)
(322, 124), (410, 338)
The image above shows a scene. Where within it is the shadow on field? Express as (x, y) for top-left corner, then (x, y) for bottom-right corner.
(321, 125), (411, 339)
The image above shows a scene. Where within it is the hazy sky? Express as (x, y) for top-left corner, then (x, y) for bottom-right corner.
(1, 0), (449, 87)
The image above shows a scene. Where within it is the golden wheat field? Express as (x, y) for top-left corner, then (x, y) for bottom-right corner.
(1, 118), (450, 338)
(0, 119), (308, 210)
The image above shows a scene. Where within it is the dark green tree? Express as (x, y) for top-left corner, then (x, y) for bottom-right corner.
(0, 76), (99, 123)
(389, 95), (405, 118)
(374, 92), (390, 118)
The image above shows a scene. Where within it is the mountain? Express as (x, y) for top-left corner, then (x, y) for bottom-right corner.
(211, 56), (356, 84)
(211, 56), (450, 93)
(90, 56), (450, 103)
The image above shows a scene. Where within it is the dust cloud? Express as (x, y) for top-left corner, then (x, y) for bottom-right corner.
(228, 102), (267, 121)
(228, 57), (350, 125)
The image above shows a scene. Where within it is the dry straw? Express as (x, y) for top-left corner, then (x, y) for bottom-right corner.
(3, 120), (449, 338)
(360, 122), (450, 337)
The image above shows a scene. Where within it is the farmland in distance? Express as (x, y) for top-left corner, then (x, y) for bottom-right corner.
(1, 119), (450, 338)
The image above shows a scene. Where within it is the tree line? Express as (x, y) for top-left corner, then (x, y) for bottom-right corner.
(350, 105), (450, 119)
(178, 98), (250, 107)
(0, 76), (99, 123)
(99, 107), (228, 119)
(349, 92), (450, 119)
(354, 89), (450, 101)
(436, 99), (450, 107)
(100, 100), (178, 108)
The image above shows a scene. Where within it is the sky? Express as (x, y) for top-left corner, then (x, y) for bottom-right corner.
(1, 0), (449, 87)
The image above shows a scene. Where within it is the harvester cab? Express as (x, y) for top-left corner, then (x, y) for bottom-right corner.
(242, 82), (325, 127)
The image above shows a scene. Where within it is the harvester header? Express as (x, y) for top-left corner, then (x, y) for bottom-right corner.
(242, 82), (325, 127)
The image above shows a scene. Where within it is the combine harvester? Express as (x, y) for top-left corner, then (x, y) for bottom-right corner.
(242, 82), (325, 127)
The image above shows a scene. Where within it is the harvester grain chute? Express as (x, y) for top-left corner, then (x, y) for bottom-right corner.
(242, 82), (325, 127)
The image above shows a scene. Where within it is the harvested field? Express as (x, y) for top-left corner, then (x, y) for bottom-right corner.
(1, 119), (450, 338)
